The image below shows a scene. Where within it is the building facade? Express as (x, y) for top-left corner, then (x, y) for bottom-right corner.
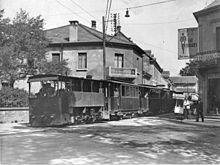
(45, 21), (144, 84)
(169, 76), (198, 98)
(194, 0), (220, 114)
(143, 51), (169, 88)
(1, 20), (170, 91)
(193, 0), (220, 114)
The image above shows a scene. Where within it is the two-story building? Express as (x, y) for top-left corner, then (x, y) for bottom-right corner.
(169, 76), (198, 98)
(45, 20), (145, 84)
(143, 50), (170, 88)
(193, 0), (220, 114)
(8, 20), (170, 91)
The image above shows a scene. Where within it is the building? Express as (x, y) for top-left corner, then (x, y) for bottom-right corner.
(143, 50), (170, 88)
(45, 20), (145, 84)
(169, 76), (198, 98)
(1, 20), (170, 91)
(193, 0), (220, 114)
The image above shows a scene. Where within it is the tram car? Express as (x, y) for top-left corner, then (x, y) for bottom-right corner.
(28, 74), (174, 126)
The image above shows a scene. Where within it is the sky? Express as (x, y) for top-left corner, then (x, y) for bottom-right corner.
(0, 0), (215, 76)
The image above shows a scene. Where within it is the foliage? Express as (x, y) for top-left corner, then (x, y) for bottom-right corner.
(0, 87), (29, 107)
(0, 9), (70, 87)
(179, 60), (199, 76)
(38, 60), (71, 75)
(0, 9), (48, 87)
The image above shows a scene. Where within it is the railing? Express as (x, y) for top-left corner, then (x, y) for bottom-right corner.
(193, 50), (220, 62)
(106, 66), (137, 79)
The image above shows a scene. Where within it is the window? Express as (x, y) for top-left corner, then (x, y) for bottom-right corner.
(216, 27), (220, 51)
(114, 53), (124, 68)
(122, 86), (126, 96)
(78, 53), (87, 69)
(125, 86), (130, 96)
(52, 53), (60, 63)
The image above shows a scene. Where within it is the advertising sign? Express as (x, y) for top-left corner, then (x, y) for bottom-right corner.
(178, 28), (198, 60)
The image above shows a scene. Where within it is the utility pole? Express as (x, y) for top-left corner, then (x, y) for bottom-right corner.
(102, 16), (106, 80)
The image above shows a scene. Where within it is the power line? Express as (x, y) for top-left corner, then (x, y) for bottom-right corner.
(105, 0), (112, 32)
(132, 38), (177, 55)
(69, 0), (99, 22)
(127, 0), (176, 10)
(124, 19), (193, 26)
(55, 0), (90, 24)
(105, 0), (110, 21)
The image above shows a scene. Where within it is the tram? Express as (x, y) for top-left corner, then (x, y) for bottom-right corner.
(28, 74), (174, 126)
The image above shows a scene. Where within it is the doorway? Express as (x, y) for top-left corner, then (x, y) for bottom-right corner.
(208, 78), (220, 113)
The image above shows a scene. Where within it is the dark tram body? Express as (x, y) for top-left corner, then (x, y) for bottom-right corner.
(28, 74), (174, 126)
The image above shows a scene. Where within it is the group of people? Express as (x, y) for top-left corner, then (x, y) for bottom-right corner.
(184, 96), (204, 122)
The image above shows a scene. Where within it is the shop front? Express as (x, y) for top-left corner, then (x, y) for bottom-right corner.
(193, 0), (220, 115)
(207, 70), (220, 114)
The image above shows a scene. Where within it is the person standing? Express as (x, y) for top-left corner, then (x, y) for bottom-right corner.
(196, 99), (204, 122)
(184, 98), (190, 119)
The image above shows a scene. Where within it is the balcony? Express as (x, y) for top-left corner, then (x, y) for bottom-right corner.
(193, 50), (220, 67)
(106, 66), (137, 79)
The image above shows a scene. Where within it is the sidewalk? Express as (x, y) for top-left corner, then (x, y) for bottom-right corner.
(0, 123), (47, 135)
(157, 113), (220, 127)
(182, 118), (220, 127)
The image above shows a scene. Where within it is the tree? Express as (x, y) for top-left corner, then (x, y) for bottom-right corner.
(39, 60), (70, 76)
(0, 9), (70, 88)
(179, 60), (199, 76)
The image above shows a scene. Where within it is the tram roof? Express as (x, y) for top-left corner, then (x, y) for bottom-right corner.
(27, 74), (105, 83)
(27, 74), (69, 82)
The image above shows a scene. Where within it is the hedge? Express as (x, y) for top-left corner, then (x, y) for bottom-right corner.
(0, 87), (29, 107)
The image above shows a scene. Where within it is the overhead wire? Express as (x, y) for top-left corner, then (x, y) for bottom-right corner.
(105, 0), (110, 21)
(69, 0), (100, 22)
(53, 0), (178, 66)
(132, 38), (177, 55)
(55, 0), (91, 24)
(127, 0), (176, 10)
(124, 19), (193, 26)
(106, 0), (112, 32)
(105, 0), (112, 33)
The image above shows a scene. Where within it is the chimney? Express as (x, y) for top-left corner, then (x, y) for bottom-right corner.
(69, 20), (78, 42)
(116, 26), (121, 32)
(69, 20), (78, 25)
(91, 20), (96, 29)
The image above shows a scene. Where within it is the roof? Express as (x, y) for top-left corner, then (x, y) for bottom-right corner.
(175, 87), (196, 93)
(169, 76), (198, 84)
(193, 0), (220, 21)
(45, 22), (145, 55)
(205, 0), (220, 9)
(45, 23), (135, 45)
(143, 50), (163, 73)
(27, 74), (106, 83)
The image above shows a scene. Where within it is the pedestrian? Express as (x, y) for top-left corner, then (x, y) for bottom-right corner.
(196, 99), (204, 122)
(184, 98), (190, 119)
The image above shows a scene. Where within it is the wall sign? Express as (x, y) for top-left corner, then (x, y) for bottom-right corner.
(178, 27), (198, 60)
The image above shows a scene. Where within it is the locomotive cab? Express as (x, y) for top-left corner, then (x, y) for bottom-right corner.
(28, 75), (70, 126)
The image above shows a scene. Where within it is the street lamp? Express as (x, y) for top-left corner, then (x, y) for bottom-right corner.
(125, 8), (130, 17)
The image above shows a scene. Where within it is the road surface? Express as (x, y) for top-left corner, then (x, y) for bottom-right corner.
(1, 117), (220, 164)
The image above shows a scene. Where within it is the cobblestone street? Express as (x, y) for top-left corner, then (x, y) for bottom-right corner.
(1, 117), (220, 164)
